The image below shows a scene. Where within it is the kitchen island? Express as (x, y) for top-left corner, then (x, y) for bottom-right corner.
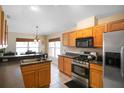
(0, 59), (52, 88)
(20, 59), (52, 88)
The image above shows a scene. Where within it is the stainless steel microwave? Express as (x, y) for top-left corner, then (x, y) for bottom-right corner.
(76, 37), (93, 48)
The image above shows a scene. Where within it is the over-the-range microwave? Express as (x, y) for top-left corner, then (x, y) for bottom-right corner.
(76, 37), (94, 48)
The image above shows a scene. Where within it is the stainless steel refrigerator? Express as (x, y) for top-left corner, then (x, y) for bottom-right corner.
(103, 30), (124, 88)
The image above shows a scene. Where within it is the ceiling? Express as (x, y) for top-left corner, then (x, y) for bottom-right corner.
(2, 5), (124, 35)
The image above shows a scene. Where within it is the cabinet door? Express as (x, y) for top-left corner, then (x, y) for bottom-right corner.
(62, 33), (69, 46)
(5, 22), (8, 46)
(38, 68), (50, 87)
(90, 69), (103, 88)
(83, 27), (93, 37)
(1, 11), (5, 47)
(58, 56), (64, 72)
(23, 71), (37, 88)
(107, 19), (124, 32)
(69, 31), (77, 47)
(76, 30), (83, 38)
(90, 64), (103, 88)
(0, 9), (2, 47)
(64, 57), (72, 76)
(93, 25), (106, 47)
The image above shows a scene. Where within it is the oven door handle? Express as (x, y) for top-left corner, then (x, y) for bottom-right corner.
(72, 62), (89, 69)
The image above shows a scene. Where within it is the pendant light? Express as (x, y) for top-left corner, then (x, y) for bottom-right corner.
(34, 26), (40, 42)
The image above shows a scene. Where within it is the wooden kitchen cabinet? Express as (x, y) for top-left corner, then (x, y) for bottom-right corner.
(0, 8), (4, 47)
(5, 21), (8, 46)
(0, 7), (2, 47)
(93, 24), (107, 47)
(58, 56), (64, 72)
(107, 19), (124, 32)
(0, 6), (8, 48)
(58, 56), (72, 77)
(62, 32), (69, 46)
(21, 62), (51, 88)
(83, 27), (93, 37)
(22, 70), (37, 88)
(69, 31), (77, 47)
(38, 67), (50, 87)
(90, 64), (103, 88)
(76, 29), (83, 38)
(2, 12), (6, 47)
(64, 57), (72, 76)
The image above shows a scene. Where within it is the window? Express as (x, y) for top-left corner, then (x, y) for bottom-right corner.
(16, 42), (39, 55)
(48, 41), (60, 58)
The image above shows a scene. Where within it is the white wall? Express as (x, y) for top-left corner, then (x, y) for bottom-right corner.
(76, 16), (97, 30)
(6, 32), (47, 53)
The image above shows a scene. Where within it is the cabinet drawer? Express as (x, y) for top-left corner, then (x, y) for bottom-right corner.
(21, 64), (35, 72)
(21, 63), (50, 72)
(38, 63), (50, 69)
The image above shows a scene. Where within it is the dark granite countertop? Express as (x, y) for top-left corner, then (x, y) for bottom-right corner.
(0, 54), (42, 58)
(58, 54), (78, 59)
(90, 61), (103, 66)
(0, 61), (24, 88)
(20, 58), (52, 66)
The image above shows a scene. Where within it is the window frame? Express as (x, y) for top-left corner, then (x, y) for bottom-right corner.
(16, 41), (40, 55)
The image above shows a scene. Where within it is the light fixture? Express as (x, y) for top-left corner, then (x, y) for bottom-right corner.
(34, 26), (40, 42)
(30, 6), (40, 12)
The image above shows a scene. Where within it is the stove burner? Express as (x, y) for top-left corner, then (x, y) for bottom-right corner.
(73, 54), (96, 64)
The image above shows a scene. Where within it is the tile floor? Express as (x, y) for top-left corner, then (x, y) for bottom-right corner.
(50, 63), (72, 88)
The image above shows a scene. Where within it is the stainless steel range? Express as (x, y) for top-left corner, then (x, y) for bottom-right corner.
(72, 52), (96, 87)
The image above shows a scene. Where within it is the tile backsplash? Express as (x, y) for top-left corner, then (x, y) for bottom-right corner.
(61, 46), (102, 56)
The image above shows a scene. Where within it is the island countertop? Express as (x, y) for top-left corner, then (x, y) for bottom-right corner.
(20, 58), (52, 66)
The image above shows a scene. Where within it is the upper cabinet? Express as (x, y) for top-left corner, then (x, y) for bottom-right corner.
(62, 19), (124, 47)
(76, 29), (83, 38)
(107, 19), (124, 32)
(93, 24), (107, 48)
(0, 6), (8, 48)
(2, 11), (5, 47)
(69, 31), (77, 47)
(5, 21), (8, 46)
(62, 32), (69, 46)
(83, 27), (93, 37)
(0, 7), (2, 47)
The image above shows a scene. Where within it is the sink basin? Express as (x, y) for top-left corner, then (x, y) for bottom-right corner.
(21, 58), (41, 63)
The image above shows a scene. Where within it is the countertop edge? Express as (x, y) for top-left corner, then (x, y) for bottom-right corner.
(20, 60), (52, 66)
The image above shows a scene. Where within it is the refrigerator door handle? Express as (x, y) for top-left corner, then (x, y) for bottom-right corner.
(121, 46), (124, 78)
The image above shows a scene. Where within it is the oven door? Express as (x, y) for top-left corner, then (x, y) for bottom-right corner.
(72, 63), (89, 79)
(72, 63), (89, 87)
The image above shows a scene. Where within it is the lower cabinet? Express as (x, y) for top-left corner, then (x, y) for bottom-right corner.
(58, 56), (64, 72)
(23, 71), (37, 88)
(38, 68), (50, 87)
(21, 62), (50, 88)
(90, 64), (103, 88)
(58, 56), (72, 77)
(64, 57), (72, 76)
